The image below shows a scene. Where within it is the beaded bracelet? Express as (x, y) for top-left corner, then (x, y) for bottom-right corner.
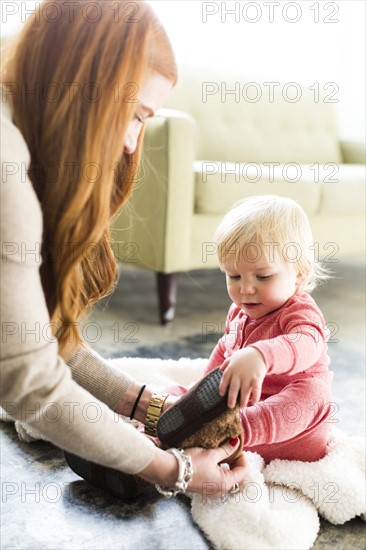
(129, 384), (146, 421)
(155, 448), (193, 498)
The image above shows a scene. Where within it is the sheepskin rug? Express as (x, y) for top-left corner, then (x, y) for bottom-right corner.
(2, 356), (365, 550)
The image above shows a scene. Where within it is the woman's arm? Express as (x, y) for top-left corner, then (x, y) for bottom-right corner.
(66, 345), (136, 412)
(66, 346), (173, 424)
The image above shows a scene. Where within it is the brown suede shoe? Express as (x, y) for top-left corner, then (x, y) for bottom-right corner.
(157, 367), (244, 464)
(157, 367), (239, 446)
(63, 451), (152, 501)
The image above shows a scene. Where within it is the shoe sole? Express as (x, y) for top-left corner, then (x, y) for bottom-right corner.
(63, 451), (151, 500)
(157, 367), (229, 447)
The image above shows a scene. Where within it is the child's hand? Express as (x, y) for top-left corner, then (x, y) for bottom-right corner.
(219, 347), (266, 408)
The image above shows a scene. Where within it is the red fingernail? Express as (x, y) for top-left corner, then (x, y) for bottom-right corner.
(229, 437), (239, 447)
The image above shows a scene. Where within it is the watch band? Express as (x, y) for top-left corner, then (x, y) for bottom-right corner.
(145, 393), (168, 436)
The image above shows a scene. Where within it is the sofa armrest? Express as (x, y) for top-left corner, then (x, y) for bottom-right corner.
(339, 140), (366, 164)
(112, 109), (197, 272)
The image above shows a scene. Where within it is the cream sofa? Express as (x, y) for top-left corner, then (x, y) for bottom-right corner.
(112, 67), (365, 322)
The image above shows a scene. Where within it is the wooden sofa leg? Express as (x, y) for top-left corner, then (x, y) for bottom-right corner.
(156, 272), (179, 325)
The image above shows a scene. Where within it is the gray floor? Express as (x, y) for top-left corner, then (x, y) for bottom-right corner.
(1, 259), (365, 549)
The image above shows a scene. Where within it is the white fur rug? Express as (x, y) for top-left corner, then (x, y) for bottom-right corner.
(2, 357), (365, 550)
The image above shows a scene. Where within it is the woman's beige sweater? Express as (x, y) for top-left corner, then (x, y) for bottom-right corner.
(0, 96), (155, 474)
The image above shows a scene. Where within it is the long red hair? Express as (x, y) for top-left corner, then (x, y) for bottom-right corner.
(2, 0), (177, 353)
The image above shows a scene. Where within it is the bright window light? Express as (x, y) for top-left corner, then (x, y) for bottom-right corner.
(2, 1), (365, 140)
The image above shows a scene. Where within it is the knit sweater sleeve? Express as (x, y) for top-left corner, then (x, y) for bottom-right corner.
(66, 344), (134, 411)
(251, 295), (329, 375)
(0, 100), (155, 474)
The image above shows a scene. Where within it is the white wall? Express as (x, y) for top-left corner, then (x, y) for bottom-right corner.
(2, 0), (365, 141)
(147, 0), (365, 142)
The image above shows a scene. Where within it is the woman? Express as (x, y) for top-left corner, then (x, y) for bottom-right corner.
(0, 0), (246, 498)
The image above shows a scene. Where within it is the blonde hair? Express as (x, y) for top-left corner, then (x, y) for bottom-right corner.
(215, 195), (330, 292)
(2, 0), (177, 354)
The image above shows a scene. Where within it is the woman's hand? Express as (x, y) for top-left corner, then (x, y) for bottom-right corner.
(139, 439), (250, 498)
(219, 347), (266, 408)
(184, 442), (249, 497)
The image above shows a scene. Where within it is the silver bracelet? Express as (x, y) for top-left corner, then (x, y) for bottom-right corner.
(155, 448), (193, 498)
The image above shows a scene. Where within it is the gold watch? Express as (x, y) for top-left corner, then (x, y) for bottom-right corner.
(144, 393), (168, 436)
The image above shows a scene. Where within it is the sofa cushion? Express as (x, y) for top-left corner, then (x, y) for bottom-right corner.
(320, 164), (365, 215)
(194, 161), (322, 216)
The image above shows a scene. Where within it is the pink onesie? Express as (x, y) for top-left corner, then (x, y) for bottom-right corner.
(170, 291), (334, 463)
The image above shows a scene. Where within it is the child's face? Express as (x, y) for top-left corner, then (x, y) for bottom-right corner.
(221, 249), (304, 320)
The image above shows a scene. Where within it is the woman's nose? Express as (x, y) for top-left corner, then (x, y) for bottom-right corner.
(123, 133), (138, 155)
(123, 122), (141, 155)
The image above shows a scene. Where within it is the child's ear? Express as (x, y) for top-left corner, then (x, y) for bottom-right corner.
(296, 272), (306, 288)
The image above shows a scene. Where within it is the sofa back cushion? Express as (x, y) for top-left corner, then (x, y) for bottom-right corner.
(166, 67), (342, 164)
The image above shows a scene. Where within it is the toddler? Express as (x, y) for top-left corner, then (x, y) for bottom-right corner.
(169, 195), (334, 463)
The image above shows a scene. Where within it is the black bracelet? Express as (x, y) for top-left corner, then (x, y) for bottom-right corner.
(129, 384), (146, 420)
